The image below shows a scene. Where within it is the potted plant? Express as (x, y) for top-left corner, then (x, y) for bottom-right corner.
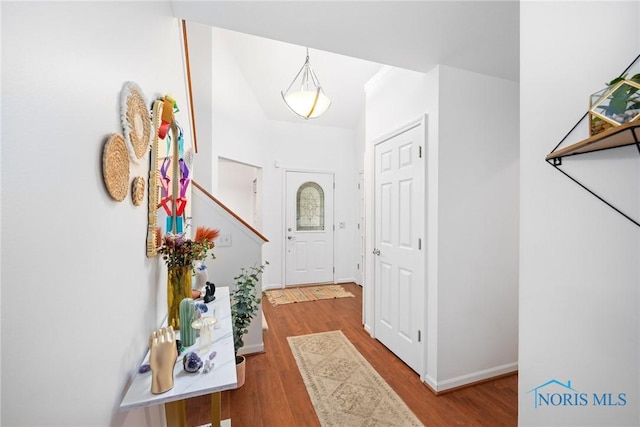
(230, 262), (268, 388)
(590, 73), (640, 135)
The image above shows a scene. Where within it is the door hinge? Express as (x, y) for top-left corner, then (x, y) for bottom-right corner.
(333, 266), (335, 273)
(418, 238), (422, 250)
(419, 146), (422, 158)
(333, 224), (335, 231)
(357, 263), (360, 270)
(358, 183), (360, 190)
(418, 330), (421, 342)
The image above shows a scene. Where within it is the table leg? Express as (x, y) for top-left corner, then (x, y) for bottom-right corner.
(164, 399), (187, 427)
(211, 392), (221, 427)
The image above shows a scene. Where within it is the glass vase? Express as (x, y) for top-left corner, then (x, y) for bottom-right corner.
(167, 265), (192, 330)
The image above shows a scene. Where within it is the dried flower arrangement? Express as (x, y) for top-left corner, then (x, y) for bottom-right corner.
(158, 226), (220, 268)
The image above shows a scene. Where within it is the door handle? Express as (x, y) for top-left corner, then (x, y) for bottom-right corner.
(373, 248), (381, 256)
(288, 236), (295, 240)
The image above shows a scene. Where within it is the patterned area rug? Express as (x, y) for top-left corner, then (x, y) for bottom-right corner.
(288, 331), (423, 427)
(264, 285), (354, 306)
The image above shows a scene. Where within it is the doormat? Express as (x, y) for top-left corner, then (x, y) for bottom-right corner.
(288, 331), (423, 426)
(264, 285), (354, 307)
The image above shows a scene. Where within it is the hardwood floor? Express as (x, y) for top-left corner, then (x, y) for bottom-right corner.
(186, 283), (517, 426)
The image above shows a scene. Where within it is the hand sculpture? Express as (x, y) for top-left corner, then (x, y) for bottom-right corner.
(149, 326), (178, 394)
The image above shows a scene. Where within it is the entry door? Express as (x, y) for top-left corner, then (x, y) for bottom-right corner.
(285, 171), (334, 286)
(373, 122), (424, 374)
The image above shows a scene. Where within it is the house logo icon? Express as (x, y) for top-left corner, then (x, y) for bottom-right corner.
(527, 379), (582, 409)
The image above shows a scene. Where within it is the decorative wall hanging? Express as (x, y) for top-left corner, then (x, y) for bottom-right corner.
(146, 99), (164, 257)
(546, 54), (640, 227)
(146, 95), (194, 257)
(120, 81), (151, 163)
(102, 133), (130, 202)
(131, 176), (145, 206)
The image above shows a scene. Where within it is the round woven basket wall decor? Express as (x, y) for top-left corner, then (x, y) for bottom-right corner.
(102, 133), (130, 202)
(131, 176), (145, 206)
(121, 82), (151, 163)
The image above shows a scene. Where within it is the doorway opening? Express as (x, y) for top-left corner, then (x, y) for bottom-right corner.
(217, 157), (262, 231)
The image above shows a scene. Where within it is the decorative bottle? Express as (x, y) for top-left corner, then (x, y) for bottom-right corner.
(195, 263), (208, 289)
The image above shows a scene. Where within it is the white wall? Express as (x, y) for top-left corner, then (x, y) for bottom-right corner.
(436, 65), (519, 388)
(520, 2), (640, 426)
(187, 21), (215, 189)
(268, 121), (358, 286)
(208, 28), (358, 288)
(2, 2), (189, 426)
(191, 190), (265, 355)
(217, 158), (259, 228)
(364, 64), (518, 391)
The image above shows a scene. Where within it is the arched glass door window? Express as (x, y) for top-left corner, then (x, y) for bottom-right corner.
(297, 182), (325, 231)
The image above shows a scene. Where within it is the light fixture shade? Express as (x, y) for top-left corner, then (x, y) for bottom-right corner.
(281, 49), (331, 119)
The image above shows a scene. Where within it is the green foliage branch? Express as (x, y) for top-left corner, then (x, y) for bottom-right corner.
(231, 262), (268, 361)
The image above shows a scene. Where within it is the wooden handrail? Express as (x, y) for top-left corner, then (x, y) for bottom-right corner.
(192, 180), (269, 243)
(181, 20), (198, 154)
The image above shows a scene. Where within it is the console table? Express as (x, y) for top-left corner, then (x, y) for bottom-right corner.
(120, 287), (237, 427)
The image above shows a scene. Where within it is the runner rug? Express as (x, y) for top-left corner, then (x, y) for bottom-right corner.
(287, 330), (423, 427)
(264, 285), (354, 306)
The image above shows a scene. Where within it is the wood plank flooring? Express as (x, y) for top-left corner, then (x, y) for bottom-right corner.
(186, 283), (517, 426)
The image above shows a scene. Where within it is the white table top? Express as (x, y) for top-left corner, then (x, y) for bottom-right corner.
(120, 287), (237, 410)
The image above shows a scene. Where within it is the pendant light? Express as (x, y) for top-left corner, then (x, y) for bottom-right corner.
(281, 48), (331, 119)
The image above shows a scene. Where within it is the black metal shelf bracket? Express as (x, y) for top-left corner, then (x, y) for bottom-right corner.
(546, 159), (640, 227)
(545, 55), (640, 228)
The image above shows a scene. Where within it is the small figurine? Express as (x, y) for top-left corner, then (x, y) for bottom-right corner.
(195, 263), (208, 288)
(203, 281), (216, 303)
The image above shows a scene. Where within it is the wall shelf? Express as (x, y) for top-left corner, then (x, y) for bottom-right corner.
(546, 120), (640, 164)
(545, 55), (640, 228)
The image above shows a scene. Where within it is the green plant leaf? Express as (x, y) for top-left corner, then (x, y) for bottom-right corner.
(230, 262), (268, 356)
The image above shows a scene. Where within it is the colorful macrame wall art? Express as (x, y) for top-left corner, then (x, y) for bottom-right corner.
(147, 95), (194, 257)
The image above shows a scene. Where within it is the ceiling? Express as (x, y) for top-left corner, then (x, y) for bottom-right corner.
(171, 1), (520, 130)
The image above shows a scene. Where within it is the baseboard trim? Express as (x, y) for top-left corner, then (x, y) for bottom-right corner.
(237, 343), (264, 356)
(423, 362), (518, 394)
(363, 323), (373, 337)
(196, 418), (231, 427)
(263, 283), (283, 291)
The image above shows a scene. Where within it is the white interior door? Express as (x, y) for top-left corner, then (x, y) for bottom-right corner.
(285, 171), (334, 286)
(373, 122), (424, 374)
(356, 172), (365, 286)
